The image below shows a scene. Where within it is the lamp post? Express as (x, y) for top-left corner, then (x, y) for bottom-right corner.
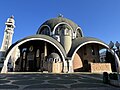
(109, 41), (120, 81)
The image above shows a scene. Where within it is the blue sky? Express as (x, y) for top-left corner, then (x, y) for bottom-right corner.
(0, 0), (120, 46)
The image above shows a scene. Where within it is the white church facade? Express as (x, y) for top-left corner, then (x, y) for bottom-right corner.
(0, 16), (120, 73)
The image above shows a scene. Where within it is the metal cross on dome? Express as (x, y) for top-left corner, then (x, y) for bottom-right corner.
(58, 14), (63, 17)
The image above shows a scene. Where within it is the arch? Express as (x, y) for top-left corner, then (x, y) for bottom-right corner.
(75, 27), (84, 37)
(52, 22), (74, 38)
(71, 40), (120, 73)
(1, 35), (66, 73)
(36, 25), (51, 35)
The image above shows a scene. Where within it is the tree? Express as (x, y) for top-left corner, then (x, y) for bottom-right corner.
(105, 50), (116, 72)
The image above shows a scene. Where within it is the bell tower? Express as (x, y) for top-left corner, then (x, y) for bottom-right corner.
(1, 16), (15, 51)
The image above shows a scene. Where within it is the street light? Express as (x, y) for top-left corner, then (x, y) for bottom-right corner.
(115, 41), (120, 50)
(109, 41), (114, 49)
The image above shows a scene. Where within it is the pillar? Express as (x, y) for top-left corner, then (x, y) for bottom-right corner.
(63, 60), (68, 73)
(68, 60), (74, 73)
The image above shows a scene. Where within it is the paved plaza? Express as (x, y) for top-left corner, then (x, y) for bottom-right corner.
(0, 72), (119, 90)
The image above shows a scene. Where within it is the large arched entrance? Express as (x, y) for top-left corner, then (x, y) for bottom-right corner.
(15, 40), (63, 72)
(73, 43), (111, 72)
(70, 38), (120, 73)
(1, 35), (66, 73)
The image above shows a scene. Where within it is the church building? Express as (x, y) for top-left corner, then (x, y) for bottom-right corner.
(0, 15), (120, 73)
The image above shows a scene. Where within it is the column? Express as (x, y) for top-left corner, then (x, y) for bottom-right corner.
(63, 60), (68, 73)
(43, 42), (48, 70)
(68, 60), (74, 73)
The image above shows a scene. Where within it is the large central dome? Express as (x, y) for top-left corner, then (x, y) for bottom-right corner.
(36, 16), (83, 38)
(37, 16), (81, 32)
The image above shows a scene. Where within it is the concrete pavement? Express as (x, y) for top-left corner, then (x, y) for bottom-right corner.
(0, 72), (119, 90)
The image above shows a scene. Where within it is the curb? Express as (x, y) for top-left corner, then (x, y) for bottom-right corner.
(109, 80), (120, 87)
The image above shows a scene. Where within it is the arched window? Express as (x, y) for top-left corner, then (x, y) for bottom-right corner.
(23, 52), (26, 59)
(55, 24), (71, 36)
(40, 27), (50, 35)
(22, 48), (27, 52)
(36, 49), (40, 57)
(76, 29), (82, 38)
(55, 25), (63, 35)
(22, 48), (27, 59)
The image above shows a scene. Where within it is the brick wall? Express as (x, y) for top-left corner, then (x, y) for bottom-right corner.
(91, 63), (112, 73)
(73, 53), (83, 70)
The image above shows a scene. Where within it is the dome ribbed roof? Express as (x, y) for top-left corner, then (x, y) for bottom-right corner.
(38, 17), (79, 32)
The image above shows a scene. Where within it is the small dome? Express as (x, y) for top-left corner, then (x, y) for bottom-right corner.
(48, 53), (60, 59)
(37, 16), (79, 33)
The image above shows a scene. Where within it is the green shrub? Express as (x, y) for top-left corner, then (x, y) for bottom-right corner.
(103, 72), (109, 84)
(109, 73), (118, 80)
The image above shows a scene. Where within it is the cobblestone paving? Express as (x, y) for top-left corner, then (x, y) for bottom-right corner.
(0, 73), (119, 90)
